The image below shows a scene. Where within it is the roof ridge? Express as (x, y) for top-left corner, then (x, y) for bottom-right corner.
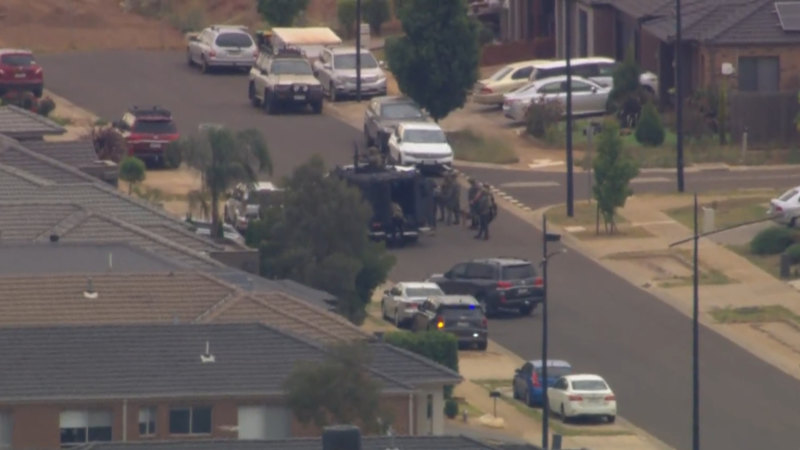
(377, 340), (463, 380)
(1, 135), (99, 183)
(702, 0), (775, 42)
(0, 161), (53, 187)
(193, 292), (245, 322)
(254, 290), (367, 336)
(34, 207), (90, 241)
(248, 292), (368, 341)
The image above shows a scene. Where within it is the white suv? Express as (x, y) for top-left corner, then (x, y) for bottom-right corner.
(187, 25), (258, 73)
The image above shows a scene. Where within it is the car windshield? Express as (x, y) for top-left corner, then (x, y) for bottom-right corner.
(406, 287), (444, 297)
(334, 53), (378, 69)
(403, 129), (447, 143)
(572, 380), (608, 391)
(501, 264), (535, 279)
(381, 103), (424, 119)
(272, 59), (313, 75)
(1, 53), (34, 66)
(778, 189), (798, 201)
(215, 33), (253, 48)
(537, 366), (571, 378)
(133, 120), (177, 134)
(488, 66), (513, 81)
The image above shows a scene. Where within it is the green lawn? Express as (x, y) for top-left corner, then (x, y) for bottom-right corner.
(665, 196), (774, 232)
(711, 305), (800, 327)
(546, 202), (652, 238)
(728, 244), (783, 279)
(447, 129), (519, 165)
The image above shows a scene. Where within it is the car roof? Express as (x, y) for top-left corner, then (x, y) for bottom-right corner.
(429, 295), (479, 306)
(374, 95), (417, 105)
(534, 56), (615, 70)
(397, 281), (442, 289)
(0, 48), (33, 56)
(329, 46), (375, 55)
(530, 359), (572, 368)
(499, 59), (552, 70)
(563, 374), (606, 382)
(207, 24), (250, 32)
(530, 75), (597, 86)
(128, 105), (172, 117)
(398, 122), (442, 131)
(471, 257), (531, 266)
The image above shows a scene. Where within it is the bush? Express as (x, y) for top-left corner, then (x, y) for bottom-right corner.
(364, 0), (391, 35)
(384, 330), (458, 398)
(477, 21), (495, 46)
(525, 97), (562, 138)
(2, 90), (37, 111)
(164, 141), (183, 169)
(635, 102), (665, 146)
(37, 97), (56, 116)
(337, 0), (358, 38)
(444, 398), (459, 419)
(750, 226), (795, 255)
(91, 126), (128, 163)
(785, 243), (800, 264)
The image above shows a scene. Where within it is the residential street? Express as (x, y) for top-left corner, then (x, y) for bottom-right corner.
(39, 50), (800, 450)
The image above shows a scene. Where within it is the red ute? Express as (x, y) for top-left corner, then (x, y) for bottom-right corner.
(0, 49), (44, 97)
(113, 106), (180, 166)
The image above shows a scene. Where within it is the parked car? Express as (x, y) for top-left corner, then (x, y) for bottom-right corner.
(186, 25), (259, 73)
(767, 186), (800, 227)
(502, 76), (611, 122)
(185, 218), (246, 246)
(224, 181), (283, 232)
(313, 46), (387, 101)
(0, 48), (43, 97)
(248, 49), (324, 114)
(512, 360), (573, 406)
(529, 56), (659, 96)
(472, 59), (550, 106)
(548, 374), (617, 423)
(363, 96), (431, 151)
(411, 295), (488, 350)
(111, 106), (180, 166)
(427, 257), (543, 317)
(381, 282), (445, 327)
(387, 122), (453, 171)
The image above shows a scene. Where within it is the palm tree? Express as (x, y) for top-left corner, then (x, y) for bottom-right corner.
(177, 126), (272, 240)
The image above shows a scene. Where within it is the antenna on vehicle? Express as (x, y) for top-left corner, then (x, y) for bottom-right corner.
(83, 277), (98, 300)
(200, 340), (215, 363)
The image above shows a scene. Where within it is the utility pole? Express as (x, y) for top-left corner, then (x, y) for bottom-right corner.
(691, 194), (700, 450)
(675, 0), (685, 192)
(565, 0), (575, 217)
(355, 0), (363, 102)
(541, 218), (563, 449)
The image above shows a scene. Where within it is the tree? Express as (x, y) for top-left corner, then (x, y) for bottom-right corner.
(364, 0), (391, 35)
(593, 121), (639, 234)
(337, 0), (358, 38)
(257, 0), (309, 27)
(608, 47), (648, 128)
(250, 155), (395, 324)
(634, 101), (665, 146)
(174, 127), (272, 239)
(386, 0), (480, 121)
(284, 341), (385, 432)
(119, 156), (146, 195)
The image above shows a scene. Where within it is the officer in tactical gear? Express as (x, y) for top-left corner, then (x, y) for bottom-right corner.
(467, 178), (480, 229)
(475, 184), (494, 240)
(445, 172), (461, 225)
(390, 201), (405, 245)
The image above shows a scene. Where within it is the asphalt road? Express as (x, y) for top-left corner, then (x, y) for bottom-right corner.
(39, 51), (800, 450)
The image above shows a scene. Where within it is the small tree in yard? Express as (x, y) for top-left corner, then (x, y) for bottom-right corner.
(386, 0), (480, 121)
(284, 342), (385, 432)
(593, 121), (639, 234)
(526, 96), (563, 139)
(337, 0), (358, 38)
(364, 0), (391, 35)
(119, 156), (146, 195)
(608, 48), (649, 128)
(257, 0), (309, 26)
(634, 101), (665, 146)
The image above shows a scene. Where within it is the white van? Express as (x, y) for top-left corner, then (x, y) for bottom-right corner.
(529, 56), (659, 95)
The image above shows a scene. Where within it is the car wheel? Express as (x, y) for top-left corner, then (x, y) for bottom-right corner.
(312, 100), (323, 114)
(790, 217), (797, 228)
(561, 405), (569, 423)
(364, 126), (374, 147)
(512, 385), (519, 400)
(32, 86), (43, 98)
(264, 90), (278, 115)
(201, 57), (210, 74)
(248, 83), (261, 107)
(526, 389), (534, 407)
(477, 296), (492, 317)
(477, 340), (487, 351)
(187, 50), (194, 66)
(607, 415), (616, 423)
(519, 304), (535, 316)
(329, 82), (337, 102)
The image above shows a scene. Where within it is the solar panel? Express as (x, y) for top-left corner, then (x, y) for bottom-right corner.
(775, 2), (800, 31)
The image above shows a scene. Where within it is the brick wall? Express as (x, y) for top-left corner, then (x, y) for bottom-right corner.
(592, 5), (615, 58)
(480, 38), (555, 66)
(701, 44), (800, 91)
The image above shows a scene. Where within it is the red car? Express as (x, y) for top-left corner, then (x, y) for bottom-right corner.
(0, 49), (44, 97)
(112, 106), (180, 166)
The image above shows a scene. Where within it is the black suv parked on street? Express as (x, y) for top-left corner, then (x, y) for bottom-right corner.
(427, 258), (543, 317)
(411, 295), (488, 350)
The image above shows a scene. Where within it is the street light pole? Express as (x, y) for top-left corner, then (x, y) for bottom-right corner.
(565, 0), (574, 217)
(675, 0), (685, 192)
(355, 0), (363, 102)
(691, 194), (700, 450)
(541, 216), (563, 450)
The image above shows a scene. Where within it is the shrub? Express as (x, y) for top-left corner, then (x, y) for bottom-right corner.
(525, 97), (562, 138)
(2, 90), (37, 111)
(337, 0), (358, 38)
(364, 0), (391, 35)
(750, 226), (795, 255)
(37, 97), (56, 116)
(477, 21), (495, 46)
(785, 243), (800, 264)
(164, 141), (183, 169)
(635, 102), (665, 146)
(119, 156), (147, 195)
(444, 399), (459, 419)
(91, 126), (128, 163)
(383, 330), (458, 398)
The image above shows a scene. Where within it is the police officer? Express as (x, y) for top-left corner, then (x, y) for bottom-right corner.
(439, 176), (453, 225)
(475, 185), (493, 240)
(390, 201), (405, 245)
(467, 178), (480, 229)
(446, 172), (461, 226)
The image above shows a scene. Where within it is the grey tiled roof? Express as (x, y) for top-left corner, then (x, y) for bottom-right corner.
(0, 134), (93, 184)
(0, 163), (48, 195)
(0, 323), (458, 401)
(20, 139), (99, 167)
(0, 105), (65, 140)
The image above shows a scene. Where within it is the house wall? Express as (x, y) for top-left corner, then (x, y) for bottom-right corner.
(413, 388), (444, 436)
(591, 5), (615, 58)
(700, 44), (800, 91)
(639, 29), (661, 75)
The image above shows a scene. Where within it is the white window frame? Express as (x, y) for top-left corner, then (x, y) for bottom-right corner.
(168, 406), (212, 435)
(59, 409), (112, 447)
(138, 407), (157, 437)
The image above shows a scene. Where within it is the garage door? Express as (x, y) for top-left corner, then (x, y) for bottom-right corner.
(237, 406), (291, 440)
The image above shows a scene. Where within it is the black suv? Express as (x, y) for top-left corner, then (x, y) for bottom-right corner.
(427, 258), (543, 317)
(411, 295), (488, 350)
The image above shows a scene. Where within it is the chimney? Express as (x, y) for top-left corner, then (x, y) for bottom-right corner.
(83, 277), (98, 299)
(200, 340), (215, 363)
(322, 425), (362, 450)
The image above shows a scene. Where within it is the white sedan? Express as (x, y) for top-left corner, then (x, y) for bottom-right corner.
(502, 75), (611, 123)
(767, 186), (800, 227)
(381, 282), (444, 327)
(547, 374), (617, 423)
(387, 122), (454, 171)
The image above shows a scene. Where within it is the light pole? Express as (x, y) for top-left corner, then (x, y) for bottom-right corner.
(675, 0), (685, 192)
(355, 0), (363, 102)
(541, 215), (565, 449)
(565, 0), (574, 217)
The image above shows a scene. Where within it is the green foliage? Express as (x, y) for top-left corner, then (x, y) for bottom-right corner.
(444, 398), (459, 419)
(608, 48), (646, 127)
(119, 156), (146, 195)
(386, 0), (480, 121)
(593, 121), (639, 233)
(337, 0), (358, 38)
(284, 342), (385, 432)
(38, 97), (56, 116)
(91, 126), (127, 163)
(716, 82), (729, 145)
(525, 98), (562, 138)
(634, 102), (665, 146)
(750, 226), (795, 255)
(257, 0), (309, 26)
(784, 243), (800, 264)
(383, 330), (458, 397)
(252, 156), (395, 324)
(163, 141), (183, 169)
(364, 0), (391, 35)
(476, 21), (495, 46)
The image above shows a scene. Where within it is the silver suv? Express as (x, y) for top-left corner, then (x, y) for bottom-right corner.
(187, 25), (258, 73)
(312, 46), (387, 101)
(248, 49), (324, 114)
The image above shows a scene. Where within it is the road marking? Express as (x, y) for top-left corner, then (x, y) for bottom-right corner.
(631, 220), (677, 226)
(499, 181), (560, 188)
(631, 177), (671, 183)
(564, 226), (586, 233)
(528, 159), (564, 169)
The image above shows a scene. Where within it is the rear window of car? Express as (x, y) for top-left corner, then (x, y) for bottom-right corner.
(501, 264), (535, 280)
(133, 120), (177, 134)
(1, 53), (34, 66)
(215, 32), (253, 48)
(406, 287), (443, 297)
(441, 305), (483, 318)
(488, 66), (513, 81)
(534, 67), (565, 80)
(779, 189), (798, 201)
(381, 103), (424, 119)
(537, 366), (571, 378)
(571, 380), (608, 391)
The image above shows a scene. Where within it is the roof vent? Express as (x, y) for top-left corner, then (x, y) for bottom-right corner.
(49, 233), (59, 243)
(200, 341), (215, 363)
(83, 278), (98, 299)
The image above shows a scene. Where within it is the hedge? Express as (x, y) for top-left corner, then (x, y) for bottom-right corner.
(750, 226), (795, 255)
(384, 330), (458, 398)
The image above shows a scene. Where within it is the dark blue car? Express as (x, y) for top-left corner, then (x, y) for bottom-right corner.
(512, 359), (572, 406)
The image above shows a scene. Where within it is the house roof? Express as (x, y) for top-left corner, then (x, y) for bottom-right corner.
(0, 134), (93, 183)
(0, 323), (458, 401)
(0, 105), (66, 140)
(0, 242), (181, 274)
(17, 139), (99, 167)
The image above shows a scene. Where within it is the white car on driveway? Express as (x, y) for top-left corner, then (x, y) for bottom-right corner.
(502, 75), (611, 123)
(387, 122), (454, 171)
(548, 374), (617, 423)
(768, 186), (800, 226)
(381, 282), (444, 327)
(187, 25), (258, 73)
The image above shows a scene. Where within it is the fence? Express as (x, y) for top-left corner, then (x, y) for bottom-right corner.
(729, 91), (798, 147)
(480, 38), (555, 66)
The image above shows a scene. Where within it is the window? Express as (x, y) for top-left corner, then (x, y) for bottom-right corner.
(569, 80), (594, 92)
(448, 263), (468, 278)
(536, 365), (572, 378)
(779, 189), (798, 202)
(270, 60), (313, 75)
(59, 410), (112, 447)
(403, 129), (447, 143)
(511, 66), (533, 80)
(334, 53), (379, 69)
(738, 56), (779, 92)
(133, 120), (177, 134)
(215, 32), (253, 48)
(488, 66), (513, 81)
(169, 406), (211, 435)
(405, 287), (444, 297)
(597, 62), (616, 77)
(465, 263), (495, 279)
(381, 102), (424, 119)
(534, 67), (566, 80)
(139, 407), (156, 437)
(0, 53), (34, 66)
(574, 63), (598, 78)
(571, 380), (609, 391)
(501, 264), (535, 280)
(538, 82), (563, 94)
(0, 412), (11, 450)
